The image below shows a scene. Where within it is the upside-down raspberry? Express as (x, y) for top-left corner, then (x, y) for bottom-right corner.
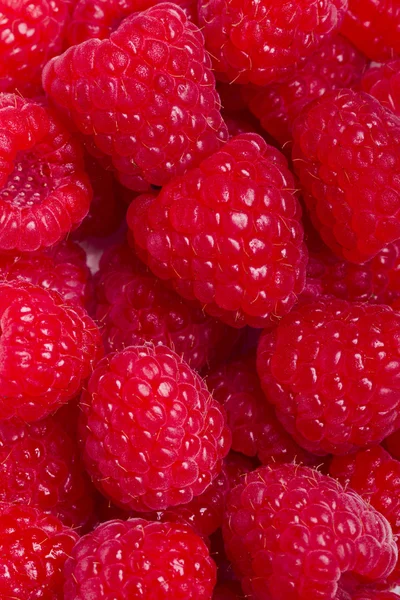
(361, 60), (400, 117)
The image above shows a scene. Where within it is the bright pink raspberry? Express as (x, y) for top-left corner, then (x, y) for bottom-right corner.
(341, 0), (400, 61)
(247, 35), (367, 146)
(79, 344), (231, 512)
(43, 4), (227, 191)
(361, 60), (400, 117)
(0, 502), (78, 599)
(351, 593), (400, 600)
(0, 94), (92, 252)
(128, 133), (307, 329)
(257, 299), (400, 456)
(0, 414), (95, 530)
(223, 463), (398, 600)
(94, 243), (237, 370)
(0, 281), (103, 422)
(292, 89), (400, 264)
(197, 0), (348, 86)
(64, 518), (216, 599)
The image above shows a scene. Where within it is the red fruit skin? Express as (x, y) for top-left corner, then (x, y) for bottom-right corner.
(0, 502), (78, 599)
(292, 89), (400, 264)
(43, 4), (228, 191)
(351, 593), (400, 600)
(361, 60), (400, 117)
(247, 35), (367, 146)
(0, 281), (103, 422)
(128, 133), (308, 329)
(213, 582), (244, 599)
(341, 0), (400, 61)
(198, 0), (348, 86)
(0, 94), (92, 252)
(223, 464), (398, 600)
(79, 344), (231, 512)
(257, 299), (400, 456)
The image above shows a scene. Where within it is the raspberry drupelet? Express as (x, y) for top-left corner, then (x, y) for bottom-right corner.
(128, 133), (308, 329)
(0, 501), (78, 599)
(79, 344), (231, 512)
(43, 4), (228, 191)
(361, 60), (400, 117)
(0, 281), (103, 422)
(292, 89), (400, 264)
(197, 0), (349, 86)
(0, 94), (92, 252)
(223, 463), (398, 600)
(257, 299), (400, 456)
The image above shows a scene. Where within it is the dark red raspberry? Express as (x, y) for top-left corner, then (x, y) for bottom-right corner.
(341, 0), (400, 61)
(95, 243), (238, 370)
(128, 133), (307, 329)
(384, 429), (400, 461)
(361, 60), (400, 117)
(247, 35), (367, 146)
(64, 518), (216, 599)
(79, 344), (231, 512)
(198, 0), (348, 86)
(0, 94), (92, 252)
(0, 414), (94, 530)
(0, 0), (70, 96)
(257, 299), (400, 456)
(0, 501), (78, 599)
(206, 357), (314, 465)
(223, 463), (398, 600)
(224, 111), (266, 139)
(43, 4), (228, 191)
(0, 281), (103, 422)
(217, 82), (250, 116)
(213, 582), (244, 599)
(292, 89), (400, 264)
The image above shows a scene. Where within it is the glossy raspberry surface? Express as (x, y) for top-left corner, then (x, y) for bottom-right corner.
(79, 344), (231, 511)
(292, 89), (400, 264)
(0, 501), (78, 599)
(257, 299), (400, 455)
(223, 463), (398, 600)
(361, 60), (400, 117)
(43, 4), (228, 191)
(0, 281), (103, 422)
(128, 133), (307, 328)
(198, 0), (348, 86)
(0, 94), (92, 252)
(64, 518), (216, 599)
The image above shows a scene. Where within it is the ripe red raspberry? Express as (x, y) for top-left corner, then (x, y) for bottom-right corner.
(257, 299), (400, 456)
(247, 35), (367, 146)
(292, 89), (400, 264)
(351, 593), (400, 600)
(128, 133), (307, 329)
(0, 414), (95, 530)
(0, 0), (70, 96)
(95, 243), (237, 370)
(43, 4), (228, 191)
(0, 501), (78, 599)
(206, 357), (314, 465)
(79, 344), (231, 511)
(64, 518), (216, 599)
(0, 281), (103, 422)
(0, 94), (91, 252)
(197, 0), (348, 86)
(223, 463), (398, 600)
(341, 0), (400, 61)
(361, 60), (400, 117)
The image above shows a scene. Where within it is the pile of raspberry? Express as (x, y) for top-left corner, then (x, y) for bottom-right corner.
(3, 0), (400, 598)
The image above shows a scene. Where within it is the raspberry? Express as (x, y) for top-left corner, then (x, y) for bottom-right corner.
(384, 429), (400, 461)
(95, 243), (237, 370)
(64, 518), (216, 599)
(0, 94), (92, 252)
(197, 0), (348, 86)
(361, 60), (400, 117)
(206, 357), (315, 465)
(43, 4), (228, 191)
(0, 0), (70, 96)
(257, 299), (400, 456)
(0, 281), (103, 422)
(247, 35), (367, 146)
(340, 0), (400, 61)
(351, 593), (399, 600)
(224, 111), (266, 139)
(128, 133), (307, 329)
(0, 414), (94, 530)
(79, 344), (231, 511)
(292, 89), (400, 264)
(0, 501), (78, 599)
(217, 82), (250, 115)
(223, 463), (398, 600)
(213, 582), (244, 599)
